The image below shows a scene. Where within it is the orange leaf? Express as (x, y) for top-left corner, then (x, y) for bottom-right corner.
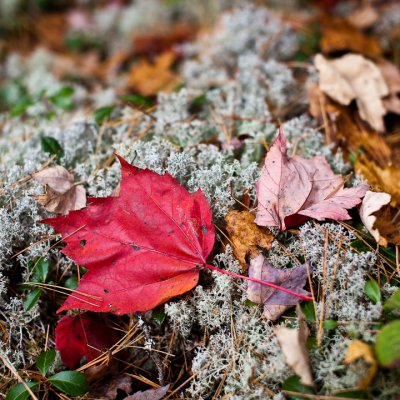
(127, 51), (180, 96)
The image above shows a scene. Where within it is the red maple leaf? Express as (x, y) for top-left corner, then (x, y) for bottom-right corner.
(55, 313), (120, 369)
(43, 156), (215, 314)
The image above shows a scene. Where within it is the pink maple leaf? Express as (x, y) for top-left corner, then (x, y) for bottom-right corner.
(255, 128), (368, 230)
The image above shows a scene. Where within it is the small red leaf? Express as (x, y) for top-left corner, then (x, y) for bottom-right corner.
(42, 156), (215, 314)
(55, 313), (120, 369)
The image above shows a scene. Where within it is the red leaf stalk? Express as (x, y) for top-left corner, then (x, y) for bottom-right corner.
(204, 264), (312, 301)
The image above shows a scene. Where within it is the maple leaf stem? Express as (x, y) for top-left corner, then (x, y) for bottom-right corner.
(204, 264), (312, 301)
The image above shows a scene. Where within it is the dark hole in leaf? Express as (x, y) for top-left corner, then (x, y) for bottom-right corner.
(103, 289), (109, 294)
(131, 244), (141, 251)
(201, 225), (208, 233)
(80, 239), (87, 248)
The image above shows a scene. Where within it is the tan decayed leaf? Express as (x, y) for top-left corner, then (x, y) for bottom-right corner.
(275, 304), (313, 386)
(315, 54), (389, 131)
(359, 191), (391, 246)
(378, 59), (400, 94)
(347, 5), (379, 30)
(33, 166), (86, 214)
(378, 59), (400, 114)
(127, 51), (180, 96)
(344, 340), (378, 389)
(225, 211), (273, 268)
(355, 158), (400, 206)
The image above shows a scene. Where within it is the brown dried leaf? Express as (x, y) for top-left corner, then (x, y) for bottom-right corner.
(344, 340), (378, 389)
(355, 158), (400, 207)
(34, 14), (67, 51)
(225, 211), (273, 268)
(315, 54), (389, 131)
(323, 103), (392, 168)
(275, 305), (313, 386)
(89, 373), (133, 400)
(378, 59), (400, 115)
(133, 23), (197, 55)
(33, 166), (86, 214)
(51, 52), (100, 80)
(127, 51), (180, 96)
(359, 191), (391, 246)
(320, 17), (382, 58)
(374, 205), (400, 247)
(307, 83), (326, 120)
(97, 50), (130, 81)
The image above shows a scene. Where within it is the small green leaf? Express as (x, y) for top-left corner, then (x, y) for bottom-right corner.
(64, 275), (78, 290)
(375, 320), (400, 367)
(64, 34), (85, 52)
(306, 337), (317, 351)
(244, 299), (258, 307)
(49, 87), (74, 110)
(120, 94), (152, 108)
(384, 289), (400, 311)
(5, 381), (38, 400)
(379, 246), (397, 265)
(323, 320), (338, 330)
(282, 376), (314, 400)
(48, 371), (88, 396)
(36, 349), (56, 376)
(364, 279), (381, 304)
(347, 152), (357, 165)
(29, 258), (49, 283)
(152, 306), (166, 326)
(174, 83), (185, 91)
(10, 99), (32, 117)
(41, 136), (64, 160)
(24, 289), (42, 311)
(350, 239), (370, 253)
(55, 86), (74, 97)
(94, 106), (114, 124)
(191, 94), (207, 107)
(189, 94), (208, 113)
(301, 301), (316, 321)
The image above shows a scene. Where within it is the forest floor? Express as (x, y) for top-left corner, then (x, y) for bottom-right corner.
(1, 1), (400, 399)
